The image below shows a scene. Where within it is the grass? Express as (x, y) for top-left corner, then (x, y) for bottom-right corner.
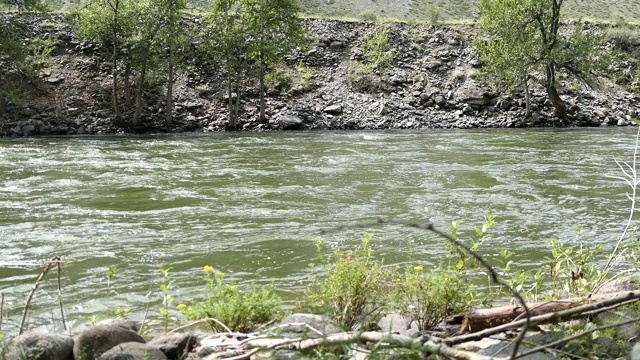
(199, 0), (640, 23)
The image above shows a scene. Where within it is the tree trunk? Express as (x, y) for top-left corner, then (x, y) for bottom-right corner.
(111, 1), (123, 126)
(166, 43), (174, 125)
(546, 64), (566, 119)
(0, 87), (6, 114)
(224, 52), (236, 130)
(258, 51), (266, 124)
(523, 76), (531, 118)
(124, 52), (132, 107)
(134, 43), (151, 126)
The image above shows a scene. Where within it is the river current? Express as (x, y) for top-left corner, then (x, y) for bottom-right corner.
(0, 128), (637, 332)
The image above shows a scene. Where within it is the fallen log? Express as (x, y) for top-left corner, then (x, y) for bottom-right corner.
(446, 290), (640, 345)
(450, 290), (640, 334)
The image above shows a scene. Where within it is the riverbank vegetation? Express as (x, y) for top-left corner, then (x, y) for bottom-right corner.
(1, 0), (640, 134)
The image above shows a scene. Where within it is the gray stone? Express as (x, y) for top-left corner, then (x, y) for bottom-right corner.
(329, 41), (345, 49)
(5, 332), (74, 360)
(631, 341), (640, 360)
(99, 342), (167, 360)
(377, 313), (415, 334)
(455, 81), (489, 108)
(74, 321), (145, 360)
(324, 104), (342, 115)
(479, 342), (554, 360)
(278, 115), (304, 130)
(147, 333), (199, 360)
(278, 313), (342, 336)
(598, 274), (640, 294)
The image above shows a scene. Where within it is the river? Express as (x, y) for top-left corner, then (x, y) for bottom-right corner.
(0, 128), (636, 332)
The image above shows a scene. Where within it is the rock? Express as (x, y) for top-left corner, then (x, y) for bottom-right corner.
(455, 81), (489, 109)
(434, 95), (446, 107)
(5, 332), (74, 360)
(278, 115), (304, 130)
(328, 41), (345, 49)
(47, 76), (65, 84)
(631, 341), (640, 360)
(378, 313), (415, 334)
(478, 341), (554, 360)
(147, 333), (199, 360)
(74, 320), (145, 360)
(597, 273), (640, 294)
(324, 104), (342, 115)
(278, 313), (342, 337)
(99, 342), (167, 360)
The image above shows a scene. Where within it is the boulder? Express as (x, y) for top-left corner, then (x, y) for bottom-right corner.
(99, 342), (167, 360)
(74, 320), (145, 360)
(631, 341), (640, 360)
(324, 104), (342, 115)
(377, 313), (416, 334)
(277, 313), (342, 337)
(455, 81), (490, 109)
(147, 333), (199, 360)
(278, 115), (304, 130)
(5, 332), (74, 360)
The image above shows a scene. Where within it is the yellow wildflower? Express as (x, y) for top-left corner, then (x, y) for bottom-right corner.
(203, 265), (214, 273)
(414, 266), (423, 272)
(176, 303), (187, 310)
(187, 307), (193, 312)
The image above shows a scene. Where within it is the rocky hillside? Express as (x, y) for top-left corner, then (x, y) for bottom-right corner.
(1, 13), (639, 136)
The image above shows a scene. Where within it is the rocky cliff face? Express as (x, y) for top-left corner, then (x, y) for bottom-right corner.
(1, 14), (638, 136)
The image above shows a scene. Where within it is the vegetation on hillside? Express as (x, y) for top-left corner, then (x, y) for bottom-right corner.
(474, 0), (609, 122)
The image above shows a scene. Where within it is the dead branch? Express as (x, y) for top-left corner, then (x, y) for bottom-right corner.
(19, 257), (57, 334)
(517, 316), (640, 358)
(56, 259), (67, 332)
(446, 290), (640, 345)
(204, 331), (509, 360)
(376, 219), (531, 359)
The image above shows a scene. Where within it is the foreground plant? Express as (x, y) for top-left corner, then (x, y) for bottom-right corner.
(304, 234), (392, 330)
(182, 266), (282, 332)
(393, 265), (471, 330)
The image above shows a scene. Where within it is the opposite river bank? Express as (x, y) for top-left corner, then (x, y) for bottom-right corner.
(1, 14), (639, 136)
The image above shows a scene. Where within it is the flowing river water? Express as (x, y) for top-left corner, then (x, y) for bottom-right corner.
(0, 128), (637, 332)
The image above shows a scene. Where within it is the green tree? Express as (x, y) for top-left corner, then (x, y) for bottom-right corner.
(161, 0), (187, 125)
(241, 0), (306, 123)
(475, 0), (604, 120)
(75, 0), (137, 125)
(203, 0), (246, 130)
(0, 0), (47, 114)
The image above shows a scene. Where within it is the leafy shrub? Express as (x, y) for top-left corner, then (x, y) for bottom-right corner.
(265, 68), (292, 92)
(363, 26), (395, 72)
(304, 234), (392, 330)
(182, 267), (283, 332)
(346, 61), (375, 92)
(358, 10), (377, 22)
(607, 27), (640, 51)
(392, 266), (471, 330)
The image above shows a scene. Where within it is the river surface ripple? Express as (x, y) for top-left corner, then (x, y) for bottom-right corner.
(0, 128), (636, 331)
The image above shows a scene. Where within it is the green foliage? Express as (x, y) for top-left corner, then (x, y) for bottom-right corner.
(358, 10), (377, 22)
(159, 267), (176, 333)
(363, 26), (395, 72)
(392, 265), (471, 330)
(26, 36), (57, 71)
(265, 68), (292, 92)
(475, 0), (607, 115)
(347, 26), (394, 92)
(304, 234), (392, 330)
(182, 267), (283, 332)
(607, 27), (640, 51)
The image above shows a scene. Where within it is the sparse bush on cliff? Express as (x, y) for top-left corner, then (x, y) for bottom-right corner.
(346, 26), (395, 93)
